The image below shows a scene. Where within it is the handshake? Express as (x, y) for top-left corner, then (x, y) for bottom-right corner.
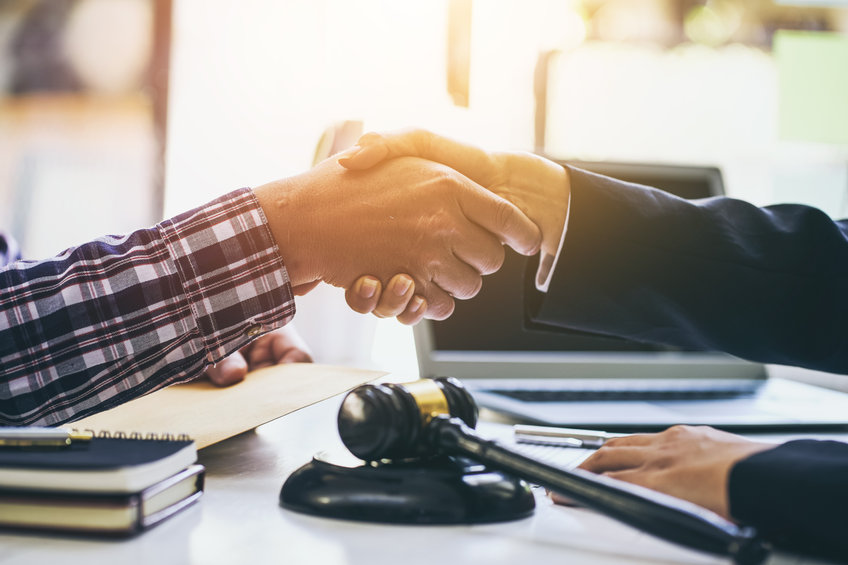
(253, 130), (571, 324)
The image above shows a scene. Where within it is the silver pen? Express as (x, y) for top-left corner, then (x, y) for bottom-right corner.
(0, 427), (93, 448)
(513, 424), (626, 449)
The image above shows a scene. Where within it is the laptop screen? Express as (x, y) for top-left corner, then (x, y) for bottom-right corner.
(427, 161), (724, 354)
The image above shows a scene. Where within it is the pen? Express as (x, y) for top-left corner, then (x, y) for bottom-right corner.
(513, 424), (626, 449)
(0, 427), (93, 448)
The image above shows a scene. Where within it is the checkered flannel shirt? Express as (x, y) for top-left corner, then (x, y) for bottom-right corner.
(0, 188), (295, 426)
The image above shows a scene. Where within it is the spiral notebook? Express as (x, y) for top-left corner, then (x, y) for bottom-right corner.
(0, 431), (197, 493)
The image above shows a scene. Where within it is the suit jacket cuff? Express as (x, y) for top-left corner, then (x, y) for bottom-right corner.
(729, 439), (848, 560)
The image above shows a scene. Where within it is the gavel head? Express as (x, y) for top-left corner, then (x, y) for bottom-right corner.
(337, 377), (478, 462)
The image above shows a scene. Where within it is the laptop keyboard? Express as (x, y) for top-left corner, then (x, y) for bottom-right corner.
(491, 386), (759, 402)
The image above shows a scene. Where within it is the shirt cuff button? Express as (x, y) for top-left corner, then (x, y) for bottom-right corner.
(245, 323), (263, 338)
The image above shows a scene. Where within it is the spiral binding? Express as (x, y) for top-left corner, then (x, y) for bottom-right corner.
(70, 428), (192, 442)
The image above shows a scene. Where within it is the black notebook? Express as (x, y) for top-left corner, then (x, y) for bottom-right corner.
(0, 464), (205, 536)
(0, 429), (203, 536)
(0, 433), (197, 492)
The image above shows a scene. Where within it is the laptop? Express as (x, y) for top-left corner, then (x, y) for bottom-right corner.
(414, 161), (848, 432)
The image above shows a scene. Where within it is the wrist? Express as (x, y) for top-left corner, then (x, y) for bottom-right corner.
(503, 152), (569, 257)
(252, 176), (318, 288)
(547, 163), (570, 242)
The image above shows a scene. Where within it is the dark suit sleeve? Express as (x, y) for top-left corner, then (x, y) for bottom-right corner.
(729, 440), (848, 561)
(527, 165), (848, 373)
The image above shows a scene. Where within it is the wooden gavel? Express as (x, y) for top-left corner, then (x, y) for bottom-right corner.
(337, 377), (769, 565)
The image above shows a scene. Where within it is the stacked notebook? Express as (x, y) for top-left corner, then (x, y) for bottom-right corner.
(0, 429), (204, 537)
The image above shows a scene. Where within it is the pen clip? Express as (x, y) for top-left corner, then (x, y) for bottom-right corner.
(68, 429), (94, 442)
(0, 427), (93, 448)
(515, 435), (584, 448)
(513, 424), (622, 450)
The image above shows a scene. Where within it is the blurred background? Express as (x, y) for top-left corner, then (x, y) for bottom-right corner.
(1, 0), (847, 378)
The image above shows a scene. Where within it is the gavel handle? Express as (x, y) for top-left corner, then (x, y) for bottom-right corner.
(429, 417), (769, 565)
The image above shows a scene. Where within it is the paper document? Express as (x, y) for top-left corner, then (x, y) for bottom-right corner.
(71, 364), (384, 449)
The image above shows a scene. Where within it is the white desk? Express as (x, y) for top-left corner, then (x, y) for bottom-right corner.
(0, 393), (842, 565)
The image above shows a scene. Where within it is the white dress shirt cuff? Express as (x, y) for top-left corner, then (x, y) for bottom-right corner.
(534, 191), (572, 293)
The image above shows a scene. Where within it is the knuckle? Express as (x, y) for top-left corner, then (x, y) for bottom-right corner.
(398, 309), (423, 326)
(420, 251), (444, 278)
(416, 128), (436, 154)
(665, 425), (691, 438)
(427, 296), (455, 320)
(434, 169), (461, 194)
(450, 276), (483, 300)
(421, 173), (454, 203)
(479, 245), (505, 275)
(359, 131), (384, 146)
(591, 445), (612, 463)
(493, 199), (517, 235)
(466, 276), (484, 299)
(441, 299), (456, 319)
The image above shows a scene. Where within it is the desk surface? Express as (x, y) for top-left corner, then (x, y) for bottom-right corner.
(1, 392), (843, 565)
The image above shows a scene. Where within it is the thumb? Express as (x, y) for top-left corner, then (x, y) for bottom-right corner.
(337, 140), (390, 170)
(204, 351), (248, 387)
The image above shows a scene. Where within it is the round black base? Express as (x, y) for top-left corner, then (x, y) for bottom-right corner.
(280, 452), (535, 525)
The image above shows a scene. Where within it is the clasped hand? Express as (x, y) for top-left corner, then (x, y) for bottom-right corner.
(254, 153), (543, 320)
(333, 129), (571, 322)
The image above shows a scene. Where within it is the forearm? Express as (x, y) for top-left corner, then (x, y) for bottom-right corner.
(0, 188), (294, 425)
(529, 166), (848, 373)
(729, 440), (848, 561)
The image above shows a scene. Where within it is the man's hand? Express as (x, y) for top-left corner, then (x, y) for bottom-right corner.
(338, 129), (570, 260)
(558, 425), (773, 519)
(344, 274), (427, 325)
(204, 325), (313, 386)
(335, 129), (569, 322)
(254, 155), (541, 320)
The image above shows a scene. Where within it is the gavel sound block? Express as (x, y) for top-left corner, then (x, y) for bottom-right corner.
(281, 378), (769, 565)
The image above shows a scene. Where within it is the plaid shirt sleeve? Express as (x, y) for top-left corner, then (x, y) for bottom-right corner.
(0, 188), (295, 426)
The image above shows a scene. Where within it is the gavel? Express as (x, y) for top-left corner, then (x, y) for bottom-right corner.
(337, 377), (770, 565)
